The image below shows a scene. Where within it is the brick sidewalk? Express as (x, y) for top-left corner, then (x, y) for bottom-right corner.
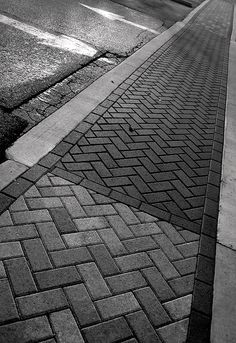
(0, 0), (234, 342)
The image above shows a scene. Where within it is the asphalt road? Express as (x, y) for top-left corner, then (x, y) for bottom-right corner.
(0, 0), (165, 108)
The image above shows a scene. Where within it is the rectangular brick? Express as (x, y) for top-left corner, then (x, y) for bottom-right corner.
(0, 316), (53, 342)
(51, 247), (92, 267)
(82, 317), (132, 343)
(50, 309), (84, 343)
(83, 204), (116, 216)
(106, 271), (147, 293)
(78, 262), (111, 299)
(71, 185), (95, 205)
(61, 196), (86, 218)
(99, 228), (127, 256)
(74, 217), (108, 231)
(177, 242), (199, 257)
(49, 208), (77, 234)
(5, 257), (37, 295)
(23, 239), (52, 271)
(37, 222), (65, 251)
(27, 197), (63, 210)
(89, 244), (119, 276)
(0, 261), (6, 278)
(63, 231), (102, 247)
(35, 266), (81, 290)
(142, 267), (175, 301)
(123, 237), (157, 253)
(106, 215), (134, 239)
(134, 287), (171, 326)
(115, 252), (153, 272)
(12, 210), (51, 224)
(40, 186), (73, 197)
(126, 310), (161, 343)
(113, 203), (139, 224)
(129, 222), (162, 237)
(0, 242), (23, 259)
(148, 250), (180, 279)
(157, 221), (185, 244)
(17, 289), (68, 317)
(0, 224), (38, 242)
(152, 234), (183, 261)
(95, 292), (140, 319)
(0, 279), (19, 323)
(64, 284), (100, 326)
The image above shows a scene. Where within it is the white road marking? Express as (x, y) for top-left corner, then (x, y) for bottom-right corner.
(0, 13), (97, 56)
(80, 3), (160, 35)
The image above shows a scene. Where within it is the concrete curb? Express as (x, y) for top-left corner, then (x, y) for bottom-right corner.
(211, 5), (236, 343)
(6, 0), (210, 168)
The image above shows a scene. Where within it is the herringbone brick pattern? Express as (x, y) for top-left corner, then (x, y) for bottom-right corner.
(0, 173), (199, 342)
(54, 0), (231, 233)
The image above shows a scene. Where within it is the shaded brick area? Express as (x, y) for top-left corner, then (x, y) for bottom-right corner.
(0, 173), (200, 342)
(52, 0), (231, 238)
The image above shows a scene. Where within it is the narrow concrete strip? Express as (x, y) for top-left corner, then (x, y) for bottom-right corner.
(211, 6), (236, 343)
(6, 0), (210, 167)
(0, 160), (28, 191)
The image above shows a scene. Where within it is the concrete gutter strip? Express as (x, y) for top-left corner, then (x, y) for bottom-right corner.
(211, 6), (236, 343)
(6, 0), (210, 169)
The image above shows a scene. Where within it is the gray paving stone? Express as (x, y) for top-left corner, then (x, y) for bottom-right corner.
(115, 252), (153, 272)
(71, 185), (95, 205)
(149, 249), (180, 279)
(9, 196), (28, 212)
(126, 310), (161, 343)
(152, 234), (183, 260)
(98, 228), (127, 256)
(12, 210), (51, 224)
(82, 317), (132, 343)
(27, 197), (63, 209)
(157, 318), (189, 343)
(89, 244), (119, 276)
(0, 224), (38, 242)
(0, 261), (6, 278)
(0, 279), (19, 323)
(63, 231), (102, 247)
(61, 196), (86, 218)
(77, 262), (111, 299)
(106, 215), (134, 239)
(95, 292), (140, 319)
(0, 316), (53, 343)
(50, 309), (84, 343)
(35, 266), (81, 290)
(50, 247), (92, 267)
(163, 294), (192, 320)
(106, 271), (147, 293)
(129, 222), (162, 237)
(23, 238), (52, 271)
(65, 284), (100, 326)
(49, 208), (77, 234)
(0, 242), (23, 259)
(74, 217), (108, 231)
(123, 236), (158, 253)
(17, 289), (68, 317)
(37, 222), (65, 251)
(5, 257), (37, 295)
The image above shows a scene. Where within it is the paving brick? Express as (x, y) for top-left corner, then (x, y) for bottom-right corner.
(72, 185), (95, 205)
(51, 247), (92, 267)
(89, 244), (119, 276)
(115, 252), (153, 271)
(61, 196), (86, 218)
(49, 208), (77, 234)
(142, 267), (175, 301)
(129, 222), (162, 237)
(0, 224), (38, 242)
(148, 249), (179, 279)
(3, 178), (32, 199)
(169, 274), (195, 296)
(134, 287), (171, 326)
(157, 221), (185, 244)
(63, 231), (102, 247)
(84, 204), (116, 216)
(12, 209), (51, 224)
(157, 318), (189, 343)
(17, 289), (68, 317)
(22, 165), (47, 182)
(0, 261), (6, 278)
(74, 217), (108, 231)
(82, 317), (132, 343)
(35, 266), (81, 290)
(0, 279), (19, 323)
(50, 309), (84, 343)
(0, 242), (23, 259)
(5, 257), (37, 295)
(65, 284), (100, 326)
(153, 234), (183, 261)
(99, 228), (127, 256)
(113, 203), (140, 224)
(177, 241), (199, 257)
(0, 316), (53, 343)
(27, 197), (63, 209)
(40, 186), (73, 197)
(173, 257), (197, 275)
(196, 255), (215, 285)
(163, 294), (192, 320)
(106, 271), (147, 293)
(37, 222), (65, 251)
(23, 239), (52, 271)
(52, 167), (83, 184)
(126, 310), (161, 343)
(39, 153), (61, 168)
(179, 230), (199, 242)
(0, 210), (12, 227)
(106, 215), (134, 239)
(95, 292), (140, 319)
(9, 196), (28, 212)
(77, 262), (111, 299)
(24, 185), (41, 197)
